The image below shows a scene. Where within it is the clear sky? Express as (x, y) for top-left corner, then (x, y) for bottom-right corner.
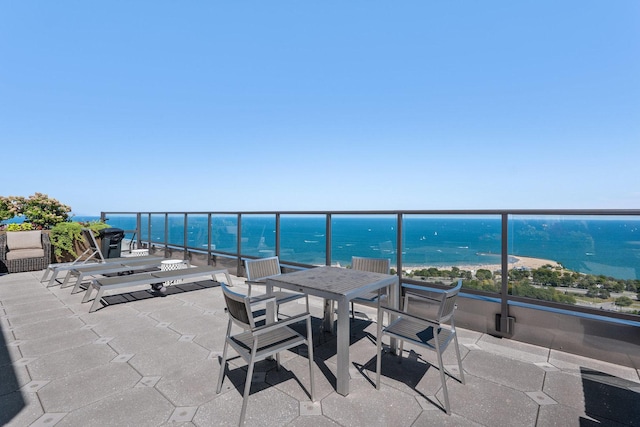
(1, 1), (639, 216)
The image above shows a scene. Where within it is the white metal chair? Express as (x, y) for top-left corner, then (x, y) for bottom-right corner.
(375, 279), (465, 414)
(244, 256), (305, 308)
(216, 281), (315, 425)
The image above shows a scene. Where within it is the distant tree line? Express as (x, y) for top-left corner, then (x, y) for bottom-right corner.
(405, 264), (640, 307)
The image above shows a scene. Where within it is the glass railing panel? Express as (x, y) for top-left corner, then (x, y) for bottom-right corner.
(240, 214), (275, 258)
(167, 214), (184, 247)
(509, 215), (640, 315)
(150, 214), (166, 247)
(210, 214), (238, 254)
(280, 214), (326, 265)
(402, 214), (502, 292)
(185, 214), (208, 250)
(331, 214), (397, 268)
(140, 214), (149, 243)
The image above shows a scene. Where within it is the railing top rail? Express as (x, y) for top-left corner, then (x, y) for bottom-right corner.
(103, 209), (640, 216)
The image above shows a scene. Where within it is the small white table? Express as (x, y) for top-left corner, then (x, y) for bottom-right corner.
(131, 249), (149, 257)
(159, 259), (189, 288)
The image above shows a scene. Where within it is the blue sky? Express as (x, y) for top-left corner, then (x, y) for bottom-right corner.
(1, 1), (639, 216)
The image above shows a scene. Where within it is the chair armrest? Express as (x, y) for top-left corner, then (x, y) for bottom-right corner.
(248, 294), (277, 306)
(0, 233), (7, 259)
(379, 305), (439, 328)
(252, 312), (312, 335)
(403, 284), (446, 303)
(42, 233), (52, 264)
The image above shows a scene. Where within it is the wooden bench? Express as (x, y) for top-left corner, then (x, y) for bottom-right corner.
(83, 266), (231, 312)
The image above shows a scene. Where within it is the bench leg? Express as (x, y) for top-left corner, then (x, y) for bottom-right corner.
(46, 270), (61, 287)
(71, 274), (86, 294)
(41, 267), (51, 283)
(82, 284), (95, 303)
(60, 271), (75, 288)
(89, 288), (105, 313)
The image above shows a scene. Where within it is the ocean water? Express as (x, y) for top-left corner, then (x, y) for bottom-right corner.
(90, 215), (640, 280)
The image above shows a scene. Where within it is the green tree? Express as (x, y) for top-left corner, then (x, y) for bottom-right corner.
(20, 193), (71, 229)
(615, 296), (633, 307)
(586, 286), (610, 299)
(509, 269), (530, 281)
(476, 269), (493, 280)
(0, 196), (13, 222)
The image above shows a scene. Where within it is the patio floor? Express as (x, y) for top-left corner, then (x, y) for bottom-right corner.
(1, 269), (639, 427)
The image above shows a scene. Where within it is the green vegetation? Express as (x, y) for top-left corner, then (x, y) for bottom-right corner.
(0, 193), (71, 229)
(615, 296), (634, 307)
(404, 263), (639, 308)
(6, 222), (34, 231)
(49, 221), (110, 258)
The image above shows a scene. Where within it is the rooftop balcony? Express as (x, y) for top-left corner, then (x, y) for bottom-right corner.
(2, 208), (639, 425)
(1, 269), (639, 426)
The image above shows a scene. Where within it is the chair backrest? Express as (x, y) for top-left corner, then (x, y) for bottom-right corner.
(351, 256), (390, 274)
(82, 228), (105, 262)
(220, 281), (254, 329)
(245, 256), (281, 280)
(437, 279), (463, 323)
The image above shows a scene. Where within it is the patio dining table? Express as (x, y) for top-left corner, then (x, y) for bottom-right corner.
(266, 266), (399, 396)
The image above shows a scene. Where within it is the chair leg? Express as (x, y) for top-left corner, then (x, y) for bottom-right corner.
(306, 317), (316, 402)
(375, 309), (383, 389)
(435, 338), (451, 415)
(216, 325), (232, 394)
(240, 358), (256, 426)
(453, 331), (465, 384)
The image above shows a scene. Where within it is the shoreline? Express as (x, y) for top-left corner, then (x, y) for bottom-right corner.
(402, 255), (562, 273)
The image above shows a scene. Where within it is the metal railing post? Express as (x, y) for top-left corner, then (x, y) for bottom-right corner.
(326, 214), (332, 266)
(275, 213), (281, 258)
(164, 214), (169, 258)
(207, 213), (212, 266)
(183, 213), (188, 261)
(497, 213), (514, 336)
(237, 214), (243, 276)
(136, 212), (141, 249)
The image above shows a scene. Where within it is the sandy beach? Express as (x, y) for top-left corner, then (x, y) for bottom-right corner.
(403, 255), (562, 273)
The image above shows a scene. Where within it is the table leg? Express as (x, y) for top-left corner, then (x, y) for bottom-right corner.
(265, 283), (276, 323)
(322, 299), (334, 334)
(335, 296), (350, 396)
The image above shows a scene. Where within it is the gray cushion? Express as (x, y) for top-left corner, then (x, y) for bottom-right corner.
(6, 231), (43, 250)
(6, 248), (45, 260)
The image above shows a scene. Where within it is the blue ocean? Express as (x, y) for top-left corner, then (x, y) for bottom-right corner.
(80, 215), (640, 280)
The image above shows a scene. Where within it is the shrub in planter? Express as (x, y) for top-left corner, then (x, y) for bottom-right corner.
(6, 222), (34, 231)
(50, 221), (111, 262)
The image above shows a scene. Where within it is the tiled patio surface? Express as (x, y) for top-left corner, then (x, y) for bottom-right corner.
(1, 269), (639, 426)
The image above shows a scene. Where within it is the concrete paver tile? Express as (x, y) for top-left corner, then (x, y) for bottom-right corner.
(56, 387), (174, 427)
(38, 362), (141, 412)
